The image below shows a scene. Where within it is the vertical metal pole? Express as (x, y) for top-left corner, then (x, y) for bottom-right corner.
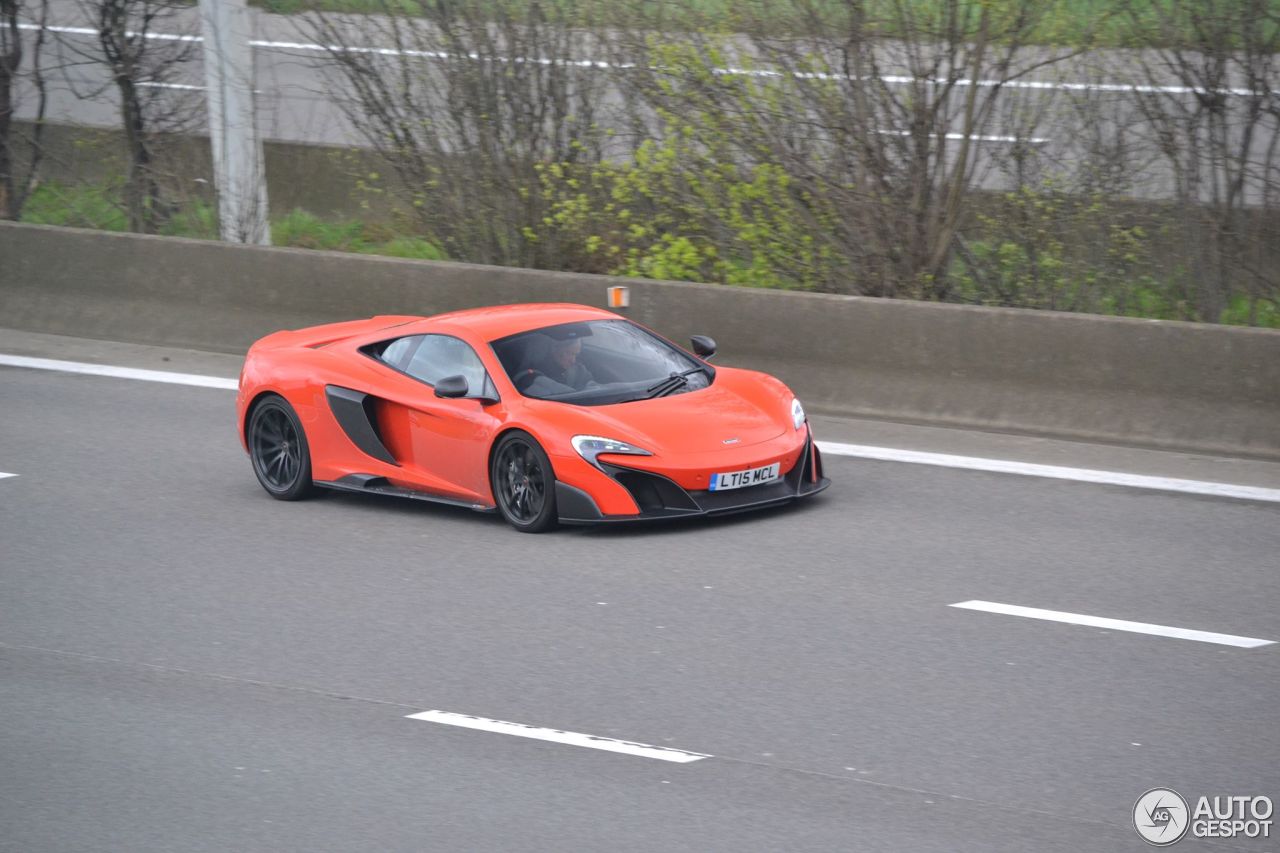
(199, 0), (270, 245)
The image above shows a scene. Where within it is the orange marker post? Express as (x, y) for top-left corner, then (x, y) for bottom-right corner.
(607, 285), (630, 310)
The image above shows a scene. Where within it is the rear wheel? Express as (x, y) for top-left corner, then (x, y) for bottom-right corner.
(491, 431), (558, 533)
(248, 395), (315, 501)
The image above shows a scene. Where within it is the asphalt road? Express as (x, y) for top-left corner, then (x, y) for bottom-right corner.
(1, 333), (1277, 852)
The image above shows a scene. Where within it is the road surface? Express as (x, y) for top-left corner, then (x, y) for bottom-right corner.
(2, 328), (1277, 851)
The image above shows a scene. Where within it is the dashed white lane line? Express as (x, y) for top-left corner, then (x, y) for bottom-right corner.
(950, 600), (1276, 649)
(816, 441), (1280, 504)
(4, 352), (1276, 504)
(406, 710), (711, 763)
(0, 472), (16, 480)
(0, 354), (238, 390)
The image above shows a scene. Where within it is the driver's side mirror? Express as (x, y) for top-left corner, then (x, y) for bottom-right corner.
(690, 335), (717, 360)
(433, 375), (469, 398)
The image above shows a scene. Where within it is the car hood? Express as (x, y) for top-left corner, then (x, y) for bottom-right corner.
(551, 368), (793, 455)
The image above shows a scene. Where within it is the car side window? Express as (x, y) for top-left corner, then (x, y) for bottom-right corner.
(402, 334), (492, 396)
(379, 336), (417, 369)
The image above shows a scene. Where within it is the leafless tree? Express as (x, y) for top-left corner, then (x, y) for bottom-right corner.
(0, 0), (49, 219)
(1128, 0), (1280, 323)
(612, 0), (1087, 297)
(296, 0), (614, 267)
(57, 0), (201, 232)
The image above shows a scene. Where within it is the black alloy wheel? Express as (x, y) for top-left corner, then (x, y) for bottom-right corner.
(248, 395), (315, 501)
(491, 431), (558, 532)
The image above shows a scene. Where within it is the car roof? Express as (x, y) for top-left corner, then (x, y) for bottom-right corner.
(410, 303), (623, 341)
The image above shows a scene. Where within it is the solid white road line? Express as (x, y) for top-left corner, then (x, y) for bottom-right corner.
(876, 128), (1050, 145)
(0, 354), (238, 390)
(137, 81), (205, 91)
(950, 600), (1276, 648)
(4, 353), (1276, 505)
(815, 441), (1280, 504)
(19, 22), (1277, 99)
(405, 710), (711, 763)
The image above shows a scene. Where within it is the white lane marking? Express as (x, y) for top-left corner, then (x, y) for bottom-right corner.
(138, 81), (205, 91)
(4, 353), (1275, 504)
(18, 21), (200, 42)
(19, 22), (1277, 99)
(405, 710), (711, 763)
(876, 128), (1050, 145)
(950, 600), (1276, 648)
(0, 472), (16, 480)
(815, 440), (1280, 504)
(0, 354), (238, 390)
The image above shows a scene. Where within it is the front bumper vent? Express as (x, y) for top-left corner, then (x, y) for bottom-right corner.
(601, 430), (829, 519)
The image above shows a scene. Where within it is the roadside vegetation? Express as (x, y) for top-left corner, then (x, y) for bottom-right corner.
(20, 182), (446, 260)
(20, 177), (1275, 327)
(3, 0), (1278, 327)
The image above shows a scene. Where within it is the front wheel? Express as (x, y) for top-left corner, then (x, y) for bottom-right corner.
(248, 395), (315, 501)
(491, 431), (558, 533)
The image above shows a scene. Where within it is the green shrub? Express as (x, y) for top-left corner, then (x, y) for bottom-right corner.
(530, 58), (841, 291)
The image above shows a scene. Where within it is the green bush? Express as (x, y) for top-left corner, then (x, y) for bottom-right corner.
(529, 49), (841, 291)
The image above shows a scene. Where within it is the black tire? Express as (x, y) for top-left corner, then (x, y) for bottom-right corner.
(248, 395), (315, 501)
(490, 431), (558, 533)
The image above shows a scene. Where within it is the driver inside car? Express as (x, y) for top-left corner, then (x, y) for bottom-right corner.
(538, 336), (596, 390)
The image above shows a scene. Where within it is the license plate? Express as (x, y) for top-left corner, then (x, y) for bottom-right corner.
(709, 462), (780, 491)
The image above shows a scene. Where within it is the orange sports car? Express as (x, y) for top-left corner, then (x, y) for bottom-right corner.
(236, 304), (829, 532)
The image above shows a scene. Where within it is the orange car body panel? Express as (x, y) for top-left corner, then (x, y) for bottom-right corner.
(237, 304), (817, 519)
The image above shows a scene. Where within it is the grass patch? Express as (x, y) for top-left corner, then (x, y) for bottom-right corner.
(161, 200), (219, 240)
(269, 208), (447, 259)
(20, 183), (130, 231)
(1220, 294), (1280, 328)
(18, 183), (446, 262)
(271, 208), (369, 251)
(362, 235), (448, 260)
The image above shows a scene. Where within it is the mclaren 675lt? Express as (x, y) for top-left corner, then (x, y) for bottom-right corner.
(236, 304), (829, 532)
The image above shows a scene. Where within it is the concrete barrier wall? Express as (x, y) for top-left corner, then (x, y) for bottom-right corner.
(3, 221), (1278, 458)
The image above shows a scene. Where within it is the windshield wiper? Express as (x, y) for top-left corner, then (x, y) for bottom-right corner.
(644, 366), (706, 399)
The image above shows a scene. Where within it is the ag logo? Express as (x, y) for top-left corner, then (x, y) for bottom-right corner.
(1134, 788), (1191, 845)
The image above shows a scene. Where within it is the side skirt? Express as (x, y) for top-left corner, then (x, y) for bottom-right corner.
(315, 473), (497, 514)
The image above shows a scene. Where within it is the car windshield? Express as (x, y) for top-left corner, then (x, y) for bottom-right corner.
(491, 319), (713, 405)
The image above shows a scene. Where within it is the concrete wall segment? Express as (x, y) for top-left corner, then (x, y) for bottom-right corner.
(2, 221), (1276, 457)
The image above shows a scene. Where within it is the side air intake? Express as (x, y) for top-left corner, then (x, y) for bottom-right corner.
(325, 385), (398, 466)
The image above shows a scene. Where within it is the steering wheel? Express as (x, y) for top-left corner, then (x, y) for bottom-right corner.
(515, 369), (545, 392)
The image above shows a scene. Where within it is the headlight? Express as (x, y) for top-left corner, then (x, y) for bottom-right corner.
(571, 435), (653, 470)
(791, 397), (806, 430)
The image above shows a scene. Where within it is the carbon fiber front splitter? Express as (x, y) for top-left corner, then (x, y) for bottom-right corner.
(556, 431), (830, 524)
